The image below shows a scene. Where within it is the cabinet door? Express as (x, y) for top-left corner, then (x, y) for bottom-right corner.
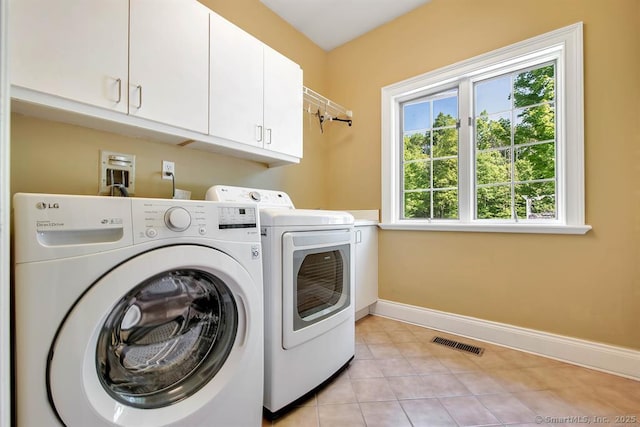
(129, 0), (209, 133)
(9, 0), (128, 113)
(355, 226), (378, 312)
(209, 13), (264, 147)
(263, 46), (303, 158)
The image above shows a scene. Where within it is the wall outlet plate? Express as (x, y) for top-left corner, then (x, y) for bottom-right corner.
(162, 160), (175, 180)
(99, 150), (136, 194)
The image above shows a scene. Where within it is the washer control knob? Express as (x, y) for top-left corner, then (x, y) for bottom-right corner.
(164, 207), (191, 231)
(249, 191), (261, 202)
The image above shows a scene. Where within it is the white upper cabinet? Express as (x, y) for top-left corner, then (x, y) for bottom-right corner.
(264, 46), (303, 158)
(210, 12), (264, 147)
(210, 13), (302, 157)
(9, 0), (129, 113)
(129, 0), (209, 133)
(9, 1), (302, 165)
(10, 0), (209, 134)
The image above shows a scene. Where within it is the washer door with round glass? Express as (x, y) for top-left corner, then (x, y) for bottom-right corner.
(48, 245), (258, 427)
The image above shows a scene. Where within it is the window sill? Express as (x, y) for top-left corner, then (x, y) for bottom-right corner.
(379, 222), (592, 235)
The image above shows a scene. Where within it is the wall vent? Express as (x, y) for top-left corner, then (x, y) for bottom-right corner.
(431, 336), (485, 356)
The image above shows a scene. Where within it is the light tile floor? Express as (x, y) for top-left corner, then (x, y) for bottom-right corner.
(263, 315), (640, 427)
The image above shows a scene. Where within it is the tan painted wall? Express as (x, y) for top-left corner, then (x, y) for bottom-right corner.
(10, 0), (640, 351)
(326, 0), (640, 349)
(10, 0), (330, 208)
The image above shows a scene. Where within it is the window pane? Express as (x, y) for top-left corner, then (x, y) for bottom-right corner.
(476, 149), (511, 185)
(433, 128), (458, 157)
(473, 61), (558, 222)
(401, 89), (459, 222)
(433, 96), (458, 127)
(403, 102), (430, 132)
(476, 112), (511, 149)
(477, 185), (511, 219)
(515, 105), (555, 144)
(515, 182), (556, 219)
(433, 190), (458, 219)
(404, 132), (431, 161)
(513, 64), (555, 108)
(404, 191), (430, 219)
(515, 143), (555, 181)
(433, 158), (457, 189)
(404, 161), (430, 190)
(475, 76), (511, 115)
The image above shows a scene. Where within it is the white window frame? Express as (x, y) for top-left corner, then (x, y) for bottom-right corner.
(381, 22), (590, 234)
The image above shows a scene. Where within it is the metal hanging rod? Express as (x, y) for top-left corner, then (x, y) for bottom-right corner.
(303, 86), (353, 122)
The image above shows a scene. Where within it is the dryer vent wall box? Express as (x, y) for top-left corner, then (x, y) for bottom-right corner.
(12, 193), (264, 427)
(99, 150), (136, 194)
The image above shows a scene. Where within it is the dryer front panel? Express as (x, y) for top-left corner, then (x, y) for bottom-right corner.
(282, 229), (354, 349)
(48, 245), (260, 427)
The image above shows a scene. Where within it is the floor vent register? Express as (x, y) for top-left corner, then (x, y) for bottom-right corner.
(431, 336), (485, 356)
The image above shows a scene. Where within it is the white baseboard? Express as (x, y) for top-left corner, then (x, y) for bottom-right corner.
(355, 307), (371, 321)
(371, 299), (640, 380)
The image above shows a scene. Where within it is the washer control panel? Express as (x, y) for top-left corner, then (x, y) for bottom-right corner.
(12, 194), (261, 263)
(164, 206), (192, 231)
(131, 199), (259, 243)
(218, 206), (257, 229)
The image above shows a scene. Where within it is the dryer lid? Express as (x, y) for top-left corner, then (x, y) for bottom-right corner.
(260, 208), (354, 227)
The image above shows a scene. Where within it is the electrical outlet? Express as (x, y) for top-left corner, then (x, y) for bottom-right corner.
(162, 161), (175, 180)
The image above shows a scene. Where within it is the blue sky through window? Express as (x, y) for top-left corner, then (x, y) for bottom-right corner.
(403, 95), (457, 132)
(475, 76), (512, 115)
(403, 102), (430, 132)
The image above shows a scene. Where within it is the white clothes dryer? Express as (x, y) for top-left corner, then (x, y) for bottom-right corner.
(13, 194), (264, 427)
(206, 186), (355, 418)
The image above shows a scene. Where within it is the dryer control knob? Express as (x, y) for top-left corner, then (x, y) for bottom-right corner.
(164, 207), (191, 231)
(249, 191), (261, 202)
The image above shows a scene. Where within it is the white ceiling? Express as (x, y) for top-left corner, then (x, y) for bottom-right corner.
(260, 0), (431, 51)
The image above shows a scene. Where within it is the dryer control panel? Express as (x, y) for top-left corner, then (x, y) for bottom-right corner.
(206, 185), (294, 209)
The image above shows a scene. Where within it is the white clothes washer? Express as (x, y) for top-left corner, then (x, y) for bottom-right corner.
(13, 193), (264, 427)
(206, 186), (355, 418)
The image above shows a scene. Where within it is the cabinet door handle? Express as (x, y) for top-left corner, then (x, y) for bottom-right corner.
(266, 128), (272, 144)
(136, 85), (142, 109)
(256, 125), (263, 142)
(355, 229), (362, 243)
(115, 78), (122, 103)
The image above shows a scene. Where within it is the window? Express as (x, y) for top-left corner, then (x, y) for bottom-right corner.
(474, 63), (557, 221)
(382, 23), (590, 234)
(402, 89), (459, 220)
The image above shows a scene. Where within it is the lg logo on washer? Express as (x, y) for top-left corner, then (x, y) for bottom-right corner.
(35, 202), (59, 210)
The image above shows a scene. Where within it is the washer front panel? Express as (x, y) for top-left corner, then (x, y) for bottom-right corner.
(48, 245), (254, 427)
